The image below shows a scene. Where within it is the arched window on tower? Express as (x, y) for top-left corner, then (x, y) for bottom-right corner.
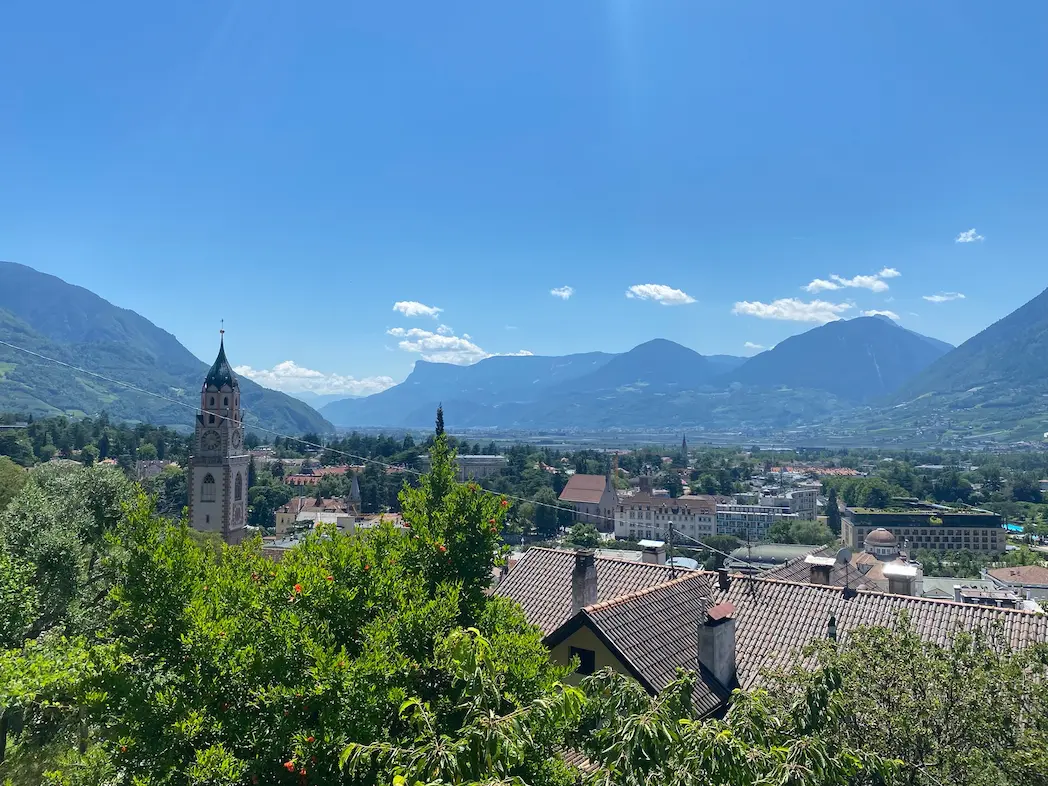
(234, 473), (242, 501)
(209, 396), (215, 406)
(224, 396), (229, 406)
(201, 473), (216, 502)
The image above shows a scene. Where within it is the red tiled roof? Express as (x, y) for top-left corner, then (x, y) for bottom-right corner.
(573, 572), (730, 716)
(493, 547), (678, 634)
(987, 565), (1048, 585)
(498, 548), (1048, 712)
(712, 574), (1048, 690)
(559, 474), (609, 505)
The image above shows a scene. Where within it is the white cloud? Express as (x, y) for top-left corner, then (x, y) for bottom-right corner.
(861, 309), (900, 320)
(733, 298), (852, 323)
(436, 324), (454, 336)
(955, 228), (984, 243)
(922, 292), (966, 303)
(550, 286), (574, 300)
(803, 267), (900, 293)
(387, 327), (531, 365)
(392, 300), (443, 318)
(803, 278), (841, 293)
(626, 283), (696, 306)
(234, 361), (395, 397)
(744, 342), (766, 351)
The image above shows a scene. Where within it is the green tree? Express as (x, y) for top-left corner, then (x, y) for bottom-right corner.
(767, 518), (795, 543)
(789, 519), (836, 546)
(435, 404), (444, 436)
(825, 486), (842, 535)
(136, 442), (158, 461)
(659, 472), (683, 498)
(567, 522), (601, 548)
(0, 457), (27, 513)
(78, 444), (98, 466)
(532, 486), (562, 538)
(768, 615), (1048, 786)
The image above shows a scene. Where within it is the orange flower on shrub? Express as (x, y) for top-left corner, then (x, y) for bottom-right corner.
(284, 760), (295, 771)
(293, 583), (303, 594)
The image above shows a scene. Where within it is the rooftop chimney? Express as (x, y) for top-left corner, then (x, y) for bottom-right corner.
(641, 542), (666, 565)
(716, 568), (730, 592)
(883, 560), (921, 597)
(698, 602), (736, 690)
(804, 554), (836, 586)
(571, 549), (598, 613)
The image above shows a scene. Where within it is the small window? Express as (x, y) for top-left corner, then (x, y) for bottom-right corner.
(206, 514), (210, 524)
(570, 646), (596, 675)
(201, 473), (216, 503)
(234, 473), (243, 501)
(223, 396), (229, 406)
(209, 396), (215, 406)
(208, 414), (215, 424)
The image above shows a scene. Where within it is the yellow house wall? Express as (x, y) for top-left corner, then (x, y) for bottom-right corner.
(549, 626), (632, 686)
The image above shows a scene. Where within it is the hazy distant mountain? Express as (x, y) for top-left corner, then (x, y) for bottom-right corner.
(0, 261), (332, 434)
(291, 391), (360, 408)
(705, 354), (748, 374)
(725, 316), (953, 401)
(548, 339), (717, 394)
(321, 351), (615, 426)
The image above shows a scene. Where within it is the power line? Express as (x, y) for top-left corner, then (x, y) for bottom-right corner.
(0, 337), (763, 569)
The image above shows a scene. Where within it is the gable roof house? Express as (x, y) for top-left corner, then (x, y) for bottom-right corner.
(558, 473), (617, 530)
(495, 547), (1048, 718)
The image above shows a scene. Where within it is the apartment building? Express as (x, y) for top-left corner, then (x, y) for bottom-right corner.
(716, 504), (797, 540)
(615, 493), (717, 543)
(759, 485), (819, 520)
(842, 505), (1005, 554)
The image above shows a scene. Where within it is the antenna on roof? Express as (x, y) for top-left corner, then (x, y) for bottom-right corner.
(668, 520), (677, 579)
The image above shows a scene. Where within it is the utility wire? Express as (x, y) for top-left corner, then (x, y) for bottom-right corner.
(0, 336), (765, 569)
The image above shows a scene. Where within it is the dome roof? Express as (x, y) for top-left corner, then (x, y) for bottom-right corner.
(204, 337), (238, 390)
(864, 528), (898, 546)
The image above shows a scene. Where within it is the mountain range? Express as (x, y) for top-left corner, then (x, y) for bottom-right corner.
(320, 316), (957, 432)
(0, 261), (331, 434)
(6, 258), (1048, 443)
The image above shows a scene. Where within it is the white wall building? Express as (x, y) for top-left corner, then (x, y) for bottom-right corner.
(615, 493), (717, 542)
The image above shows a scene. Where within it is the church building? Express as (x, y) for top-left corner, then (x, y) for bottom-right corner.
(189, 334), (250, 544)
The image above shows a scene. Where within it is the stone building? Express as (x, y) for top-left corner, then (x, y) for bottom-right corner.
(188, 334), (250, 545)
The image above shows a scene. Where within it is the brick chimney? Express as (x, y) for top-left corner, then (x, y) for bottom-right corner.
(698, 602), (737, 690)
(571, 549), (598, 613)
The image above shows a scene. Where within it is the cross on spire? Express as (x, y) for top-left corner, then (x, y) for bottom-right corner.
(220, 318), (225, 336)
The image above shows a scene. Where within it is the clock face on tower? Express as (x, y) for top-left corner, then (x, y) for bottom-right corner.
(231, 428), (242, 449)
(201, 430), (221, 451)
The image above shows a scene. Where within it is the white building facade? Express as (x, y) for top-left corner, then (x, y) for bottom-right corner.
(615, 493), (717, 542)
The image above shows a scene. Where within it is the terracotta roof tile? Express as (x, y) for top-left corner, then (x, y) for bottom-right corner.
(493, 547), (679, 634)
(712, 574), (1048, 690)
(498, 549), (1048, 712)
(559, 474), (610, 505)
(987, 565), (1048, 585)
(581, 572), (730, 715)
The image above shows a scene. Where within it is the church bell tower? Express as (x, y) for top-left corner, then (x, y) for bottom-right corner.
(189, 331), (250, 544)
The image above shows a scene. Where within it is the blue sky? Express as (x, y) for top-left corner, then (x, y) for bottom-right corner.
(3, 1), (1047, 398)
